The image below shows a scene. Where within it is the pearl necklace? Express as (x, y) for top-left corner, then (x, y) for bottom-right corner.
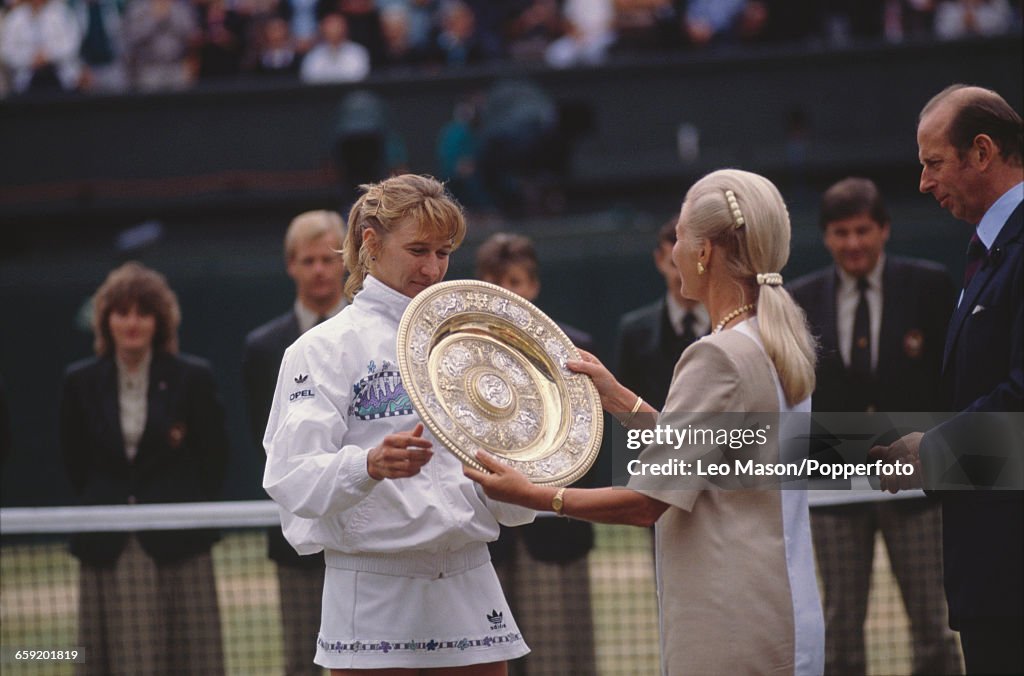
(713, 303), (755, 334)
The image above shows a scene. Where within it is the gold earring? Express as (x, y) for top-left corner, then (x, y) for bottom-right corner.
(697, 261), (705, 275)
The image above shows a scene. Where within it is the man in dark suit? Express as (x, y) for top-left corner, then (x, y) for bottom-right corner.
(872, 85), (1023, 675)
(242, 210), (346, 676)
(475, 232), (597, 676)
(789, 177), (961, 675)
(615, 218), (708, 411)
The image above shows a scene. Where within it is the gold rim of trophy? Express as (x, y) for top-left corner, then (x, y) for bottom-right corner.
(396, 280), (603, 486)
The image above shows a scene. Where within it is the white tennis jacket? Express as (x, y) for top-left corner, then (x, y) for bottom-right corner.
(263, 275), (535, 556)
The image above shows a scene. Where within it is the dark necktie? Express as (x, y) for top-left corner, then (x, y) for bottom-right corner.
(680, 312), (697, 346)
(850, 277), (871, 380)
(963, 232), (987, 289)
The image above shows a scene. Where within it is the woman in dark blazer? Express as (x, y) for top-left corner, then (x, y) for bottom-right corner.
(59, 262), (229, 676)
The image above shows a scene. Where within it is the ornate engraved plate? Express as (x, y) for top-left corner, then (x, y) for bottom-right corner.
(397, 280), (603, 486)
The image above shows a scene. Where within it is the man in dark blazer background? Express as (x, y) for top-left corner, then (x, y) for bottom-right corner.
(789, 177), (961, 675)
(872, 84), (1024, 675)
(242, 210), (346, 676)
(614, 218), (708, 411)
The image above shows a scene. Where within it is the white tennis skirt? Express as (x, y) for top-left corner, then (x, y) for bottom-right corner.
(315, 543), (530, 669)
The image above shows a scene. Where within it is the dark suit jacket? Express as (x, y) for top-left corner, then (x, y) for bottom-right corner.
(614, 298), (701, 411)
(490, 321), (596, 565)
(242, 310), (325, 568)
(788, 256), (955, 414)
(921, 203), (1024, 628)
(59, 352), (228, 565)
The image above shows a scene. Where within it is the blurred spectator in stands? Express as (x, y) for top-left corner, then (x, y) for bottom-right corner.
(682, 0), (770, 48)
(378, 3), (429, 68)
(505, 0), (566, 61)
(378, 0), (438, 52)
(464, 0), (508, 57)
(335, 0), (385, 65)
(239, 0), (283, 60)
(72, 0), (129, 93)
(934, 0), (1014, 38)
(0, 0), (83, 94)
(254, 15), (302, 74)
(612, 0), (683, 52)
(300, 11), (370, 82)
(477, 79), (566, 215)
(906, 0), (940, 37)
(276, 0), (319, 52)
(878, 0), (938, 42)
(544, 0), (615, 67)
(431, 0), (488, 66)
(330, 89), (408, 205)
(60, 262), (228, 675)
(437, 91), (493, 208)
(122, 0), (198, 91)
(195, 0), (248, 79)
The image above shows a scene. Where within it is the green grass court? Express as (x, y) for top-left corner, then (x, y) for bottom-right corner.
(2, 526), (927, 675)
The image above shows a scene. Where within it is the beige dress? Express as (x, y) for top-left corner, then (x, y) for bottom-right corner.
(628, 320), (824, 676)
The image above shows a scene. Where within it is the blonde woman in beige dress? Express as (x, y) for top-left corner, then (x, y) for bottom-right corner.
(466, 168), (826, 676)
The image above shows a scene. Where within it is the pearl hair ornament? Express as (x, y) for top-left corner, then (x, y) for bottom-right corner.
(724, 189), (745, 229)
(756, 272), (783, 286)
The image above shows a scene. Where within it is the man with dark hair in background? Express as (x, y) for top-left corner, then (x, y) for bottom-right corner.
(872, 84), (1024, 675)
(242, 210), (346, 676)
(475, 232), (597, 676)
(789, 177), (961, 675)
(614, 218), (709, 411)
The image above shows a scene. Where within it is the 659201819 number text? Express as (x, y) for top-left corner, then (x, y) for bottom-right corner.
(3, 648), (83, 663)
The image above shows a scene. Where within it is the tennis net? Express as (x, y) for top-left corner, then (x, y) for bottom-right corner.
(1, 500), (944, 674)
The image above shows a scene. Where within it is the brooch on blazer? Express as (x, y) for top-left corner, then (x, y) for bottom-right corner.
(902, 329), (924, 359)
(167, 422), (187, 448)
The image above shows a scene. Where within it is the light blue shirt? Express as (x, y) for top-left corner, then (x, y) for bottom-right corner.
(976, 181), (1024, 249)
(958, 181), (1023, 306)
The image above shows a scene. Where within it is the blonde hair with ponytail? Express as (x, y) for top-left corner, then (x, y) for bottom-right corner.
(343, 174), (467, 301)
(683, 169), (816, 406)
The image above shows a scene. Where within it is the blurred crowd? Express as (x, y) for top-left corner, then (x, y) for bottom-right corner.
(0, 0), (1020, 97)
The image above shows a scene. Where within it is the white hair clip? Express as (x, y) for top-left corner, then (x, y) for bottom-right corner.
(756, 272), (783, 287)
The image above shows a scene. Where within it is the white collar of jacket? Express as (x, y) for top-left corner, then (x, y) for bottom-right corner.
(357, 275), (413, 324)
